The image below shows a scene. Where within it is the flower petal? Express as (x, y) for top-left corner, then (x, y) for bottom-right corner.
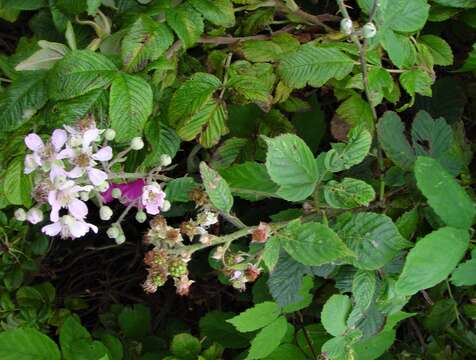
(42, 221), (62, 236)
(88, 168), (108, 186)
(67, 166), (83, 179)
(69, 219), (90, 238)
(82, 129), (100, 149)
(68, 199), (88, 220)
(51, 129), (68, 151)
(92, 146), (113, 162)
(25, 133), (44, 152)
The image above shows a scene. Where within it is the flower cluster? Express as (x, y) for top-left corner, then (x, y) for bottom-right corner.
(15, 119), (170, 241)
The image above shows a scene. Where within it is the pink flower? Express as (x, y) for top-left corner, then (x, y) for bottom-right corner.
(102, 179), (145, 205)
(42, 215), (98, 239)
(47, 180), (92, 222)
(141, 182), (166, 215)
(24, 130), (70, 174)
(26, 208), (43, 224)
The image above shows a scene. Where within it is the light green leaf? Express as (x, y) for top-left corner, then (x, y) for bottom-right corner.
(352, 270), (377, 312)
(336, 212), (410, 270)
(419, 35), (453, 66)
(396, 208), (420, 240)
(325, 127), (372, 173)
(353, 330), (396, 360)
(451, 259), (476, 286)
(228, 74), (272, 106)
(324, 178), (376, 209)
(278, 44), (354, 89)
(0, 327), (60, 360)
(0, 71), (48, 131)
(246, 316), (288, 360)
(377, 111), (416, 170)
(165, 177), (199, 203)
(264, 133), (318, 201)
(400, 69), (433, 102)
(48, 50), (117, 100)
(396, 227), (470, 295)
(263, 236), (281, 271)
(87, 0), (101, 15)
(241, 33), (300, 63)
(143, 119), (181, 166)
(200, 162), (233, 213)
(457, 43), (476, 72)
(227, 302), (281, 332)
(15, 41), (69, 71)
(282, 275), (314, 313)
(220, 162), (279, 201)
(189, 0), (235, 28)
(414, 156), (475, 229)
(263, 344), (306, 360)
(3, 157), (32, 207)
(280, 219), (353, 266)
(336, 95), (373, 131)
(59, 316), (91, 359)
(109, 73), (153, 143)
(171, 334), (201, 360)
(121, 16), (174, 72)
(321, 294), (352, 337)
(166, 3), (204, 49)
(381, 30), (417, 69)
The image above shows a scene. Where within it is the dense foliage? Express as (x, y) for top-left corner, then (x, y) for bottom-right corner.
(0, 0), (475, 359)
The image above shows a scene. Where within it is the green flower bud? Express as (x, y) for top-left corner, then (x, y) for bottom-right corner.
(104, 129), (116, 141)
(340, 18), (353, 35)
(362, 22), (377, 39)
(100, 206), (113, 221)
(136, 211), (147, 223)
(111, 188), (122, 199)
(130, 137), (144, 150)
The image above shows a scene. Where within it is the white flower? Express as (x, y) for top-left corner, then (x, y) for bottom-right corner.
(26, 208), (43, 224)
(141, 182), (166, 215)
(42, 215), (98, 239)
(24, 130), (70, 175)
(47, 180), (92, 222)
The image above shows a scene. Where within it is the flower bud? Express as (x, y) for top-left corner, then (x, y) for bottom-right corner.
(111, 188), (122, 199)
(100, 206), (113, 221)
(136, 210), (147, 223)
(107, 225), (120, 239)
(115, 234), (126, 245)
(362, 22), (377, 39)
(340, 18), (353, 35)
(130, 137), (144, 150)
(26, 208), (43, 224)
(14, 208), (27, 222)
(160, 154), (172, 167)
(161, 200), (171, 212)
(104, 129), (116, 141)
(80, 192), (90, 201)
(96, 181), (109, 192)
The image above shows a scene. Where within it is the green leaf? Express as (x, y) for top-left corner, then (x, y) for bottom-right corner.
(0, 327), (60, 360)
(377, 111), (415, 170)
(143, 119), (181, 165)
(171, 334), (201, 360)
(457, 43), (476, 72)
(200, 311), (251, 349)
(278, 44), (353, 89)
(263, 236), (281, 271)
(451, 259), (476, 286)
(336, 212), (410, 270)
(336, 95), (373, 131)
(228, 74), (272, 106)
(189, 0), (235, 28)
(227, 302), (281, 332)
(165, 177), (199, 203)
(220, 162), (279, 201)
(15, 41), (69, 71)
(414, 156), (475, 229)
(0, 71), (48, 132)
(400, 69), (433, 103)
(59, 316), (91, 359)
(432, 0), (476, 8)
(264, 133), (318, 201)
(321, 294), (352, 337)
(241, 33), (300, 63)
(246, 316), (288, 360)
(211, 137), (248, 170)
(109, 73), (153, 143)
(396, 208), (420, 240)
(121, 16), (174, 72)
(118, 304), (151, 340)
(381, 30), (417, 69)
(166, 3), (204, 49)
(3, 157), (32, 207)
(324, 178), (376, 209)
(280, 219), (353, 266)
(263, 344), (306, 360)
(49, 50), (117, 100)
(281, 275), (314, 313)
(2, 0), (46, 10)
(87, 0), (101, 15)
(353, 330), (396, 360)
(352, 270), (377, 312)
(325, 127), (372, 173)
(200, 162), (233, 213)
(54, 88), (106, 125)
(419, 35), (453, 66)
(395, 227), (470, 296)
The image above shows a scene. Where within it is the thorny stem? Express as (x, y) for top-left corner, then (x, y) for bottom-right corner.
(337, 0), (385, 203)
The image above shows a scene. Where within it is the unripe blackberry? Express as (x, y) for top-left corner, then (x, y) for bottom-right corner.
(168, 258), (188, 278)
(152, 271), (167, 287)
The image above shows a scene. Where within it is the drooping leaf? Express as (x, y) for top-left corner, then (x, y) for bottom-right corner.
(414, 156), (475, 229)
(227, 302), (281, 332)
(264, 134), (319, 201)
(166, 3), (204, 49)
(200, 162), (234, 213)
(109, 72), (153, 143)
(324, 178), (376, 209)
(395, 227), (470, 295)
(0, 327), (60, 360)
(321, 294), (352, 337)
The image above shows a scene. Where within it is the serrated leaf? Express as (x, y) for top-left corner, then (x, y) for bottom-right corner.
(336, 95), (373, 131)
(199, 311), (251, 349)
(457, 43), (476, 72)
(200, 162), (233, 213)
(263, 237), (281, 272)
(377, 111), (416, 170)
(400, 69), (433, 104)
(336, 212), (410, 270)
(263, 344), (306, 360)
(143, 119), (181, 166)
(166, 3), (204, 49)
(0, 327), (60, 360)
(121, 16), (174, 72)
(109, 73), (153, 142)
(60, 316), (91, 360)
(451, 259), (476, 286)
(227, 302), (280, 332)
(280, 219), (353, 266)
(278, 44), (353, 89)
(15, 41), (69, 71)
(414, 156), (475, 229)
(220, 162), (279, 201)
(352, 270), (377, 312)
(3, 157), (32, 207)
(432, 0), (476, 8)
(321, 294), (352, 337)
(325, 127), (372, 173)
(0, 71), (48, 132)
(420, 35), (453, 66)
(324, 178), (376, 209)
(381, 30), (417, 69)
(246, 316), (288, 360)
(211, 137), (248, 170)
(411, 111), (453, 160)
(165, 177), (199, 203)
(48, 50), (117, 100)
(396, 227), (470, 296)
(189, 0), (235, 28)
(282, 275), (314, 313)
(264, 134), (318, 201)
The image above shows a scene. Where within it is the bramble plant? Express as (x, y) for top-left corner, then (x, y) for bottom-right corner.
(0, 0), (475, 359)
